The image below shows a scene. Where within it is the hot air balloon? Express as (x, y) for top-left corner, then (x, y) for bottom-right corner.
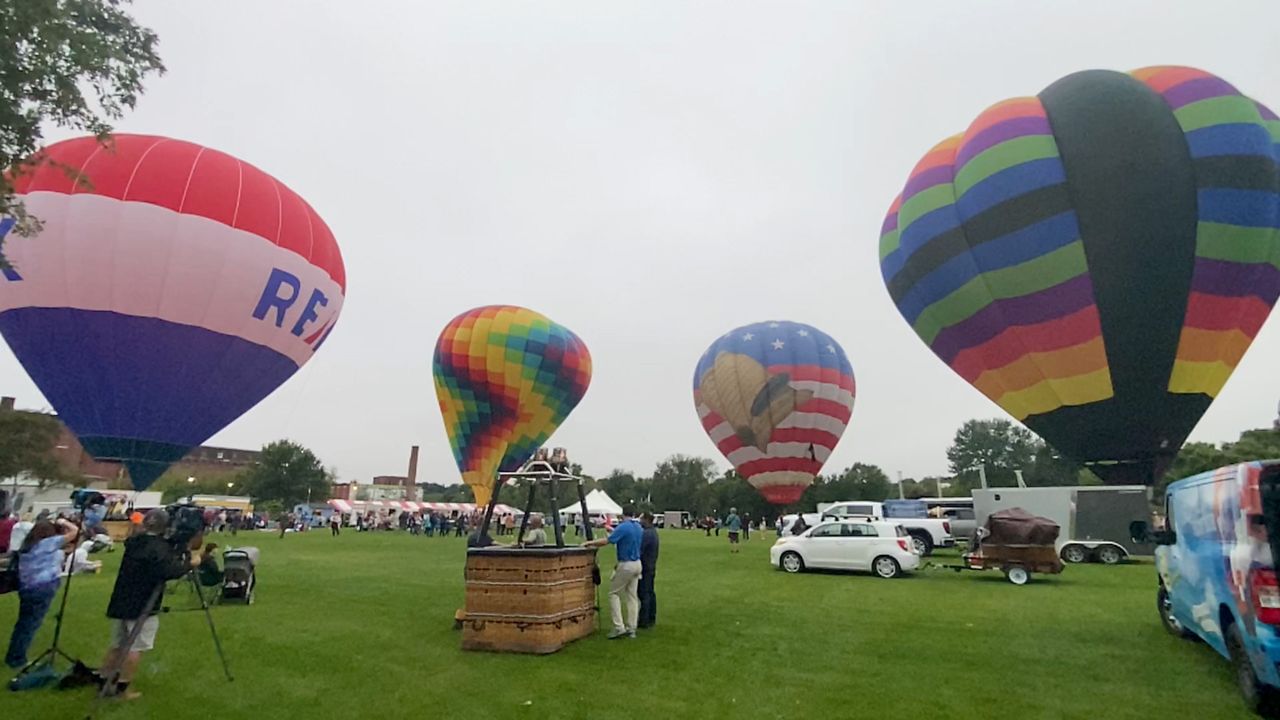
(694, 321), (856, 505)
(880, 66), (1280, 485)
(0, 134), (345, 489)
(433, 305), (591, 507)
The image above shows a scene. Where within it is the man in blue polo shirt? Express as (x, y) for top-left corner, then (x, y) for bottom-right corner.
(585, 504), (642, 639)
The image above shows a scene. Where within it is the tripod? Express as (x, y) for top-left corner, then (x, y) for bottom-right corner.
(90, 560), (232, 712)
(12, 551), (85, 682)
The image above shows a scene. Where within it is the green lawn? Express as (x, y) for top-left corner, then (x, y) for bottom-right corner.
(0, 528), (1259, 719)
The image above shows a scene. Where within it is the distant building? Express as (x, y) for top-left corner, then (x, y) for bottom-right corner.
(3, 394), (260, 485)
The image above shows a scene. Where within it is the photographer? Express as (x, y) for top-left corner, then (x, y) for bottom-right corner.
(96, 509), (200, 700)
(4, 516), (79, 668)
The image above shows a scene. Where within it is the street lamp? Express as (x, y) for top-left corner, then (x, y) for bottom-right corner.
(227, 482), (235, 491)
(187, 476), (195, 484)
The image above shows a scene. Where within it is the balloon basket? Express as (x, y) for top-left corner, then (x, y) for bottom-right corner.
(461, 546), (598, 654)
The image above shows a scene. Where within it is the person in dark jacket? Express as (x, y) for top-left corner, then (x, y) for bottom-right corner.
(637, 512), (660, 629)
(96, 509), (199, 700)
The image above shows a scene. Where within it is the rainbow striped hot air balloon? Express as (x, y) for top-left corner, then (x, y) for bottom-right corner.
(0, 135), (344, 489)
(694, 321), (856, 505)
(880, 66), (1280, 485)
(433, 306), (592, 507)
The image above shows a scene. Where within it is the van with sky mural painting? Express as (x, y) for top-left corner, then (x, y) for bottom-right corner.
(1133, 461), (1280, 716)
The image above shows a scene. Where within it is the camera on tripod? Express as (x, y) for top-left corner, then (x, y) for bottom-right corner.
(165, 503), (208, 550)
(70, 489), (106, 511)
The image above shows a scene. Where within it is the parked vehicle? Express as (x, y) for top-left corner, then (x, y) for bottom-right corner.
(950, 508), (1064, 586)
(770, 519), (919, 578)
(815, 501), (954, 556)
(938, 507), (978, 543)
(973, 486), (1153, 564)
(662, 511), (692, 529)
(1135, 461), (1280, 716)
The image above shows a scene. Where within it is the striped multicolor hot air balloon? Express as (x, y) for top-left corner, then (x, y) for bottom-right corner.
(694, 321), (856, 505)
(0, 135), (344, 489)
(880, 66), (1280, 485)
(433, 305), (592, 507)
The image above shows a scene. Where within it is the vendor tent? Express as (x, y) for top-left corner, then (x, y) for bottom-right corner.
(559, 489), (623, 518)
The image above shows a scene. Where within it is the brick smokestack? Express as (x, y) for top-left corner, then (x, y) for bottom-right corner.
(405, 445), (420, 501)
(0, 396), (14, 412)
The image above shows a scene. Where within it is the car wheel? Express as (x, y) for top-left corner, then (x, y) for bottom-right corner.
(1226, 622), (1278, 715)
(910, 533), (932, 557)
(1005, 566), (1030, 585)
(1062, 545), (1088, 564)
(1097, 546), (1124, 565)
(780, 551), (804, 574)
(873, 556), (901, 579)
(1157, 585), (1194, 640)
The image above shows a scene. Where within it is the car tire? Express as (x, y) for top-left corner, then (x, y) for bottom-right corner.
(1156, 585), (1194, 640)
(1062, 544), (1088, 564)
(1097, 546), (1124, 565)
(1226, 622), (1280, 716)
(873, 556), (901, 579)
(780, 551), (804, 574)
(909, 533), (933, 557)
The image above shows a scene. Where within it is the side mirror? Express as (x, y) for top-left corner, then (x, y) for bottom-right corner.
(1128, 521), (1148, 543)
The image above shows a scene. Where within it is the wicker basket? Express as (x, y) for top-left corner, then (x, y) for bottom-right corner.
(461, 546), (600, 654)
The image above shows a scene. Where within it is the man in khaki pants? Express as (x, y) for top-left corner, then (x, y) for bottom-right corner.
(585, 504), (642, 639)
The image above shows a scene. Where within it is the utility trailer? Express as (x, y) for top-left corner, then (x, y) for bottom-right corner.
(972, 486), (1154, 565)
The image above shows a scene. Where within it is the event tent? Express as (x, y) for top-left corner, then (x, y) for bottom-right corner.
(558, 489), (623, 519)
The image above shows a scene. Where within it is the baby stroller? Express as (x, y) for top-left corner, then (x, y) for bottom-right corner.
(221, 547), (259, 604)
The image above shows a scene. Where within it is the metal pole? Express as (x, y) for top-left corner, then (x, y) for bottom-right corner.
(577, 480), (594, 542)
(479, 476), (504, 539)
(897, 471), (904, 500)
(547, 472), (565, 548)
(516, 481), (536, 541)
(936, 476), (944, 498)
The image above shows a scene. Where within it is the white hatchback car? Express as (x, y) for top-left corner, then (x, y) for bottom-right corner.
(770, 520), (920, 578)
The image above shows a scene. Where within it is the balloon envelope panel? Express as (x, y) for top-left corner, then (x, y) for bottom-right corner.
(693, 321), (855, 505)
(0, 135), (345, 489)
(433, 305), (591, 507)
(880, 67), (1280, 483)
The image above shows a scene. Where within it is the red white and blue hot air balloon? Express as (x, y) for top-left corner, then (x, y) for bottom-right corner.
(693, 321), (856, 505)
(0, 134), (344, 489)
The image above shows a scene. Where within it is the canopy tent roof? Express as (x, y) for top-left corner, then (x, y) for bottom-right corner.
(559, 489), (623, 517)
(327, 499), (516, 515)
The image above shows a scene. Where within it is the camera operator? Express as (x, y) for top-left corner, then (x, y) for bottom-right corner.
(96, 509), (201, 700)
(4, 516), (79, 668)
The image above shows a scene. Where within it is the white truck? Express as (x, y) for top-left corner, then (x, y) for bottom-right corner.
(972, 486), (1154, 564)
(783, 501), (955, 556)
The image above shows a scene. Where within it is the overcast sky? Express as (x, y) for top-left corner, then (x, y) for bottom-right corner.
(3, 1), (1279, 486)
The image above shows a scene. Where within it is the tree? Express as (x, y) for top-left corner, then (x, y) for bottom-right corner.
(649, 455), (716, 512)
(1156, 428), (1280, 497)
(151, 470), (247, 504)
(946, 418), (1037, 491)
(239, 440), (331, 508)
(0, 409), (74, 486)
(1, 0), (164, 267)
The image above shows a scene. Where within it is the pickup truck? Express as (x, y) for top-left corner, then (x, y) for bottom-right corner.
(782, 501), (954, 556)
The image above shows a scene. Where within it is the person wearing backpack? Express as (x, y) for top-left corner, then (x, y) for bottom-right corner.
(4, 517), (79, 668)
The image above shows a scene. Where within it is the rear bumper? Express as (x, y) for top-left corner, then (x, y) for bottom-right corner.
(940, 538), (956, 548)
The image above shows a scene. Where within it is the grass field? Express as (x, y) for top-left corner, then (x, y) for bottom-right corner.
(0, 527), (1260, 719)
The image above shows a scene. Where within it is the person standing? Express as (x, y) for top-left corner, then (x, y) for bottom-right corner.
(725, 508), (742, 553)
(5, 517), (79, 668)
(638, 512), (659, 630)
(584, 504), (642, 639)
(742, 513), (751, 541)
(96, 509), (201, 700)
(330, 511), (342, 537)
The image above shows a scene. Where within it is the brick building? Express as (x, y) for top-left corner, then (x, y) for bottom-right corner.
(3, 395), (260, 485)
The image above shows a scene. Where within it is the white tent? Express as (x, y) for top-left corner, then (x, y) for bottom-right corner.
(559, 489), (623, 519)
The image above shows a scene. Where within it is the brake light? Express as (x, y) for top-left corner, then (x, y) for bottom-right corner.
(897, 538), (911, 553)
(943, 521), (951, 534)
(1252, 568), (1280, 625)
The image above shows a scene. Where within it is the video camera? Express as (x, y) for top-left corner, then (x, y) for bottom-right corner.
(165, 503), (208, 550)
(69, 489), (105, 511)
